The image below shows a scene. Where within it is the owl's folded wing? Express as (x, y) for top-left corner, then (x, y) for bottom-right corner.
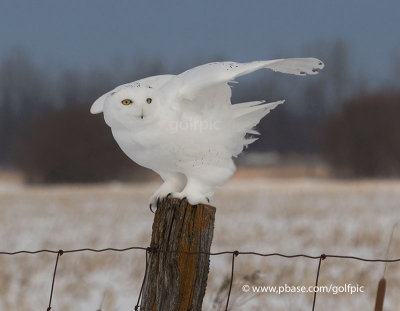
(162, 58), (324, 103)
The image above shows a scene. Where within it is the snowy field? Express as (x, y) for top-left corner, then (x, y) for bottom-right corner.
(1, 175), (400, 310)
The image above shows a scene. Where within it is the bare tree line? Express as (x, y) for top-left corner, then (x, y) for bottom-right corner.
(0, 40), (399, 181)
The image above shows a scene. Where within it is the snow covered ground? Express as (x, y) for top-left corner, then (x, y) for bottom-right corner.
(1, 177), (400, 310)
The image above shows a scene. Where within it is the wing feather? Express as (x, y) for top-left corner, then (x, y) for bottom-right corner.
(161, 58), (324, 105)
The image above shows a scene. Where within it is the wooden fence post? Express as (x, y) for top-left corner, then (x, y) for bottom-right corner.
(140, 197), (216, 311)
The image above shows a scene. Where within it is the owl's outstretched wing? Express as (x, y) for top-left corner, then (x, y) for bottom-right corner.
(160, 58), (324, 106)
(90, 74), (175, 114)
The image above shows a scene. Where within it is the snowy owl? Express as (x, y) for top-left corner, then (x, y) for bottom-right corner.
(91, 58), (324, 208)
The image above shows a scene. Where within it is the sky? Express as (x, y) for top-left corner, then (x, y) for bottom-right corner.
(0, 0), (399, 80)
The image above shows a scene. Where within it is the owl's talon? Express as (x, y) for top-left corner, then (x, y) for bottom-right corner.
(149, 203), (155, 213)
(179, 197), (187, 206)
(166, 193), (172, 198)
(156, 197), (160, 208)
(206, 197), (210, 203)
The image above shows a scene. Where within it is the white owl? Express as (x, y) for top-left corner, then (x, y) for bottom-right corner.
(90, 58), (324, 209)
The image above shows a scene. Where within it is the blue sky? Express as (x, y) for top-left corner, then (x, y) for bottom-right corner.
(0, 0), (399, 80)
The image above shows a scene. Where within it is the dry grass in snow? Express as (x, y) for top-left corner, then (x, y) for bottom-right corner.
(1, 175), (400, 310)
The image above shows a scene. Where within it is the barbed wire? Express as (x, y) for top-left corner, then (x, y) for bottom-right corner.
(1, 246), (399, 311)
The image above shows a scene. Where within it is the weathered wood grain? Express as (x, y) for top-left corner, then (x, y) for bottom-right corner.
(140, 197), (216, 311)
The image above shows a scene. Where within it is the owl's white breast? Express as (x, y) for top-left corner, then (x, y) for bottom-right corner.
(111, 125), (174, 173)
(110, 108), (235, 178)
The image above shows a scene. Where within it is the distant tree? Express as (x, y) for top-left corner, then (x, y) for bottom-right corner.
(388, 50), (400, 91)
(300, 39), (353, 114)
(0, 48), (52, 164)
(321, 94), (400, 177)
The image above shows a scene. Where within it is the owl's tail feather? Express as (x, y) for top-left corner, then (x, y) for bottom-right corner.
(230, 100), (284, 155)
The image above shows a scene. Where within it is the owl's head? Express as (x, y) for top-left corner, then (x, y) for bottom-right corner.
(90, 86), (158, 128)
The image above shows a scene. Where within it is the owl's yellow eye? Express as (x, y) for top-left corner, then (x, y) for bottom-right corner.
(121, 99), (132, 105)
(146, 98), (152, 104)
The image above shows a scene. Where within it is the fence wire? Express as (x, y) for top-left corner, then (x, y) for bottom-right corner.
(1, 246), (399, 310)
